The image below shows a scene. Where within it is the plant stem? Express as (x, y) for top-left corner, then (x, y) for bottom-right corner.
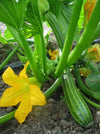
(45, 11), (64, 49)
(44, 77), (62, 99)
(0, 110), (16, 125)
(91, 24), (100, 42)
(80, 92), (100, 109)
(67, 0), (100, 67)
(9, 43), (25, 55)
(18, 30), (45, 83)
(0, 45), (19, 71)
(55, 0), (83, 77)
(34, 34), (47, 75)
(40, 34), (47, 75)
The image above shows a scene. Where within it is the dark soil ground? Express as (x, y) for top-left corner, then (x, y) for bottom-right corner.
(0, 23), (100, 134)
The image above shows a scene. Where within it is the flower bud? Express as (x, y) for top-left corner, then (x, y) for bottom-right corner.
(38, 0), (49, 15)
(83, 0), (96, 27)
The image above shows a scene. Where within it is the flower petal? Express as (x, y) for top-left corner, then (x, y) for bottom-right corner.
(0, 86), (22, 107)
(48, 49), (59, 60)
(15, 97), (32, 124)
(2, 67), (23, 86)
(0, 82), (30, 107)
(30, 84), (46, 106)
(19, 61), (29, 82)
(48, 49), (52, 56)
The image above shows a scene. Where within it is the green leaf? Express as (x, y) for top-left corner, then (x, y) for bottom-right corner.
(4, 28), (13, 40)
(85, 72), (100, 92)
(0, 0), (28, 30)
(0, 27), (18, 43)
(57, 3), (72, 39)
(0, 31), (7, 44)
(78, 0), (87, 30)
(46, 58), (57, 76)
(26, 0), (43, 35)
(96, 63), (100, 71)
(22, 23), (38, 38)
(47, 0), (63, 16)
(17, 53), (28, 63)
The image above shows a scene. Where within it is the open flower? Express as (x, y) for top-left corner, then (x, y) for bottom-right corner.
(49, 49), (59, 60)
(0, 62), (46, 124)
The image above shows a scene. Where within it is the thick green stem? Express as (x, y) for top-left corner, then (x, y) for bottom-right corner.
(0, 110), (16, 125)
(18, 31), (45, 83)
(34, 34), (47, 75)
(90, 24), (100, 42)
(80, 92), (100, 109)
(44, 77), (62, 99)
(45, 11), (64, 49)
(0, 77), (62, 125)
(0, 45), (19, 71)
(55, 0), (83, 77)
(40, 34), (47, 74)
(67, 0), (100, 67)
(8, 26), (24, 49)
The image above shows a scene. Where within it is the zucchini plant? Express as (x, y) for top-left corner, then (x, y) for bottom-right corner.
(0, 0), (100, 128)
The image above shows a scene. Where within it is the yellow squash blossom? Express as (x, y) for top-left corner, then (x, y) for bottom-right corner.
(87, 44), (100, 62)
(0, 62), (46, 124)
(83, 0), (96, 27)
(49, 49), (59, 60)
(79, 67), (91, 77)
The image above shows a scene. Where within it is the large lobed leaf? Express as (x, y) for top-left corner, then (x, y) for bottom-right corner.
(85, 72), (100, 92)
(25, 0), (43, 36)
(0, 0), (28, 30)
(47, 0), (62, 16)
(57, 2), (72, 39)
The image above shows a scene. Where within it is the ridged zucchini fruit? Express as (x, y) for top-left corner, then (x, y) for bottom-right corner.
(62, 69), (93, 128)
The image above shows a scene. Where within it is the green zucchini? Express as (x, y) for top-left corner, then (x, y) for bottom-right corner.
(63, 69), (93, 128)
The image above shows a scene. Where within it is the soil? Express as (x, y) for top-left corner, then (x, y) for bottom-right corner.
(0, 23), (100, 134)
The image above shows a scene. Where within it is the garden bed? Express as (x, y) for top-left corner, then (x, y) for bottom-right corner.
(0, 23), (100, 134)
